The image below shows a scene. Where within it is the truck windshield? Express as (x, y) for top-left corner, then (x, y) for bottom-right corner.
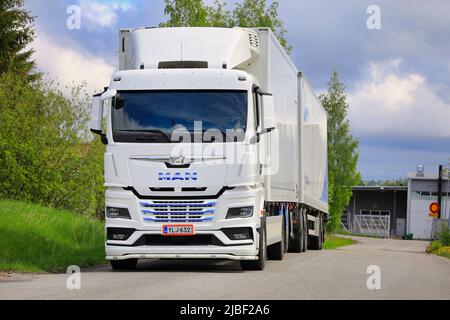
(112, 90), (248, 143)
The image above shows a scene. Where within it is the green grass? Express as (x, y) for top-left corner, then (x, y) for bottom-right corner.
(323, 235), (356, 250)
(0, 200), (105, 273)
(337, 231), (385, 239)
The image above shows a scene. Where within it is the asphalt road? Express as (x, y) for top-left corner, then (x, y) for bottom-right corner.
(1, 236), (449, 300)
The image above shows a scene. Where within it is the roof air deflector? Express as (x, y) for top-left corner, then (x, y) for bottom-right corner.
(158, 61), (208, 69)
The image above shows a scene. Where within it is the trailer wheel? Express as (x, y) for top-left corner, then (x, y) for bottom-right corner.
(284, 211), (290, 254)
(288, 208), (303, 253)
(241, 220), (266, 271)
(308, 214), (323, 250)
(267, 215), (286, 260)
(110, 259), (138, 271)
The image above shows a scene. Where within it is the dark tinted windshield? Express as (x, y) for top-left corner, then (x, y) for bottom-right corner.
(112, 90), (248, 143)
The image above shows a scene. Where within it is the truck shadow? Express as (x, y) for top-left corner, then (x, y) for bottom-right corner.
(128, 259), (245, 273)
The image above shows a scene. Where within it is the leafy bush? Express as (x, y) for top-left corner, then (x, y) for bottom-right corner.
(428, 240), (443, 253)
(427, 240), (450, 260)
(434, 246), (450, 259)
(0, 72), (104, 217)
(437, 224), (450, 246)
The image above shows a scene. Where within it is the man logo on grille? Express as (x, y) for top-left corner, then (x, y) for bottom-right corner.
(170, 157), (192, 166)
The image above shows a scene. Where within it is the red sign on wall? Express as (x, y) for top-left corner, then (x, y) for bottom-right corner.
(429, 202), (440, 218)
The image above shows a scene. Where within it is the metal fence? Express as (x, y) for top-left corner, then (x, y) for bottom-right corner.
(353, 215), (390, 238)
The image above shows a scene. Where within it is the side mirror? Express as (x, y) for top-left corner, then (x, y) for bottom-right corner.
(89, 95), (103, 132)
(89, 89), (117, 145)
(249, 91), (276, 144)
(261, 94), (275, 130)
(101, 89), (117, 101)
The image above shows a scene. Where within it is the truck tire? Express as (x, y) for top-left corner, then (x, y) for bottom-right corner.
(241, 221), (267, 271)
(288, 208), (303, 253)
(302, 210), (308, 252)
(321, 218), (326, 248)
(110, 259), (138, 271)
(308, 214), (323, 250)
(267, 215), (286, 260)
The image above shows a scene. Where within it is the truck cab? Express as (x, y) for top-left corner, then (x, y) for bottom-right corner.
(90, 27), (328, 271)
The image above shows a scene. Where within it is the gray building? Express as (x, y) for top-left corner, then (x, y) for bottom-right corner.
(342, 186), (408, 238)
(342, 167), (450, 240)
(407, 171), (450, 240)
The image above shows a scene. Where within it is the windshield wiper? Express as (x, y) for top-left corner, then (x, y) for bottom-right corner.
(115, 130), (171, 143)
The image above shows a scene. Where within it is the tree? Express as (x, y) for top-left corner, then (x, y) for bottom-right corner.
(206, 0), (231, 27)
(362, 179), (407, 187)
(320, 71), (361, 232)
(160, 0), (210, 27)
(160, 0), (291, 53)
(231, 0), (291, 54)
(0, 0), (37, 80)
(0, 73), (104, 217)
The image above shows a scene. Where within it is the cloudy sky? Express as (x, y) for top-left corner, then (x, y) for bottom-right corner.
(24, 0), (450, 180)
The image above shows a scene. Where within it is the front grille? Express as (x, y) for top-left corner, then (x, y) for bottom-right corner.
(140, 200), (216, 223)
(133, 234), (224, 246)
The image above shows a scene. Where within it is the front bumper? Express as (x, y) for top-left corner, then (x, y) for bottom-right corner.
(105, 186), (263, 260)
(107, 253), (258, 261)
(106, 245), (259, 261)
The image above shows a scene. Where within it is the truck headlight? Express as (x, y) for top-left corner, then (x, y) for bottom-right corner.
(226, 206), (254, 219)
(106, 207), (131, 219)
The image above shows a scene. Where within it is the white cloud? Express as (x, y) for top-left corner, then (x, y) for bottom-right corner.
(78, 0), (134, 30)
(32, 31), (113, 95)
(348, 59), (450, 138)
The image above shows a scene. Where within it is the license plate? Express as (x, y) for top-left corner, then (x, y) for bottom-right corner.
(162, 225), (195, 236)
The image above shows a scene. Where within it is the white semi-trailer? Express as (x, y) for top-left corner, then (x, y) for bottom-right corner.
(90, 27), (328, 271)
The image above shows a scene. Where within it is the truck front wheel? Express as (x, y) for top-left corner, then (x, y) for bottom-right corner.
(267, 215), (286, 260)
(110, 259), (138, 271)
(241, 222), (267, 271)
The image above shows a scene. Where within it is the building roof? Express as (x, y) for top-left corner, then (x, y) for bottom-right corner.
(353, 186), (408, 192)
(407, 173), (440, 180)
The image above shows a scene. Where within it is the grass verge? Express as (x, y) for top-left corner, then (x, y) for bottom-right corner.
(0, 200), (105, 273)
(427, 241), (450, 260)
(337, 230), (385, 239)
(323, 235), (356, 250)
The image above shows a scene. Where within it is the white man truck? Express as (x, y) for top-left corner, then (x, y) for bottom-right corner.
(90, 27), (328, 271)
